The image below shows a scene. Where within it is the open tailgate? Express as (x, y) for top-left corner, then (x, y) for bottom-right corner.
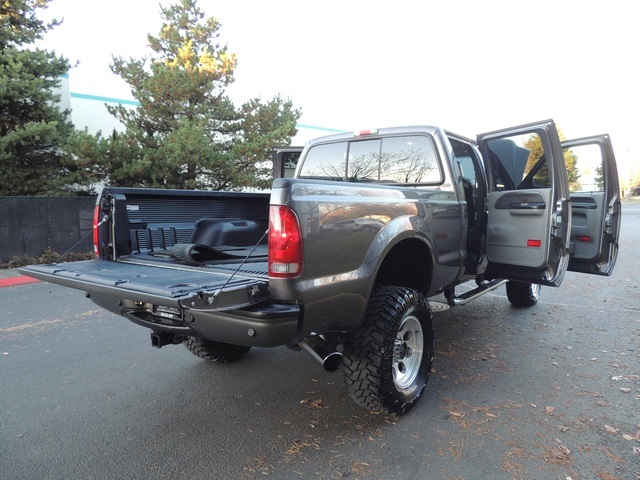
(19, 260), (269, 312)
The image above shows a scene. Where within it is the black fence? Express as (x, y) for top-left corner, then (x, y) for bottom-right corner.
(0, 196), (97, 263)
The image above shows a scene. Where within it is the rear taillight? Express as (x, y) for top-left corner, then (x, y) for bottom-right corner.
(92, 206), (100, 256)
(268, 206), (303, 278)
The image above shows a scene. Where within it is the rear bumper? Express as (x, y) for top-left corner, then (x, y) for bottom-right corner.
(90, 292), (301, 348)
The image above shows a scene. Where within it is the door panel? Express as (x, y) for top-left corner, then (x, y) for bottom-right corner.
(487, 188), (552, 268)
(478, 120), (570, 286)
(562, 135), (620, 275)
(570, 192), (605, 260)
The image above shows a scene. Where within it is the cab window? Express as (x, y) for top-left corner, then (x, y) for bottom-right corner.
(379, 136), (442, 184)
(299, 135), (442, 185)
(298, 142), (347, 181)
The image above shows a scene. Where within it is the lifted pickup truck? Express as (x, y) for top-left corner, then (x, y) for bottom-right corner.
(22, 119), (621, 414)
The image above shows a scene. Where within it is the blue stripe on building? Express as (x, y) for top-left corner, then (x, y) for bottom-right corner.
(69, 92), (345, 133)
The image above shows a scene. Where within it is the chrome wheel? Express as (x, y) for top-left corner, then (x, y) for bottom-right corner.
(530, 283), (541, 301)
(343, 286), (434, 414)
(393, 314), (424, 390)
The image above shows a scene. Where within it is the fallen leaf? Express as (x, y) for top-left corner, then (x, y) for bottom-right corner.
(545, 445), (571, 465)
(531, 403), (538, 408)
(620, 387), (632, 393)
(559, 426), (569, 432)
(449, 411), (466, 418)
(622, 434), (634, 441)
(633, 446), (640, 455)
(545, 406), (555, 414)
(604, 425), (618, 434)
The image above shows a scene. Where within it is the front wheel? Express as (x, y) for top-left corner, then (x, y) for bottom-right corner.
(342, 286), (435, 415)
(506, 281), (541, 307)
(184, 337), (251, 363)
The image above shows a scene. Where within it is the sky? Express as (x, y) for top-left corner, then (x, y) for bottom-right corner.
(37, 0), (639, 183)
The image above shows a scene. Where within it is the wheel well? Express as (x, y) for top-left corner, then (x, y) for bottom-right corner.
(374, 238), (432, 293)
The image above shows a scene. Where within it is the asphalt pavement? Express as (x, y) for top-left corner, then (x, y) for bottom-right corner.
(1, 204), (639, 480)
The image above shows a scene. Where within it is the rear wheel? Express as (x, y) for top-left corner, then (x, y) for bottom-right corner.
(184, 337), (251, 363)
(342, 286), (434, 415)
(506, 281), (541, 307)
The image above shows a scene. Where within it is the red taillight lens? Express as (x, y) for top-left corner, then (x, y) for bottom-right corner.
(92, 206), (100, 256)
(268, 206), (303, 278)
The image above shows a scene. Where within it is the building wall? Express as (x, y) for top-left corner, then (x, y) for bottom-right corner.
(55, 75), (343, 144)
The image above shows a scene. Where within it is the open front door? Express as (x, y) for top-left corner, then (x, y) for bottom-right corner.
(562, 135), (620, 275)
(477, 120), (571, 286)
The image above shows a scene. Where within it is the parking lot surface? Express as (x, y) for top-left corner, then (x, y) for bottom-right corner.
(1, 204), (638, 479)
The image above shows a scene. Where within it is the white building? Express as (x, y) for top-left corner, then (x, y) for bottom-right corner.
(56, 74), (342, 146)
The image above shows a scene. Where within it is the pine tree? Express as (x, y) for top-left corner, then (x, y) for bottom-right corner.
(103, 0), (301, 190)
(0, 0), (77, 195)
(523, 127), (580, 190)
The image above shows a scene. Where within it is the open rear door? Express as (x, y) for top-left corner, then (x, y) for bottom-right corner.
(562, 135), (620, 275)
(477, 120), (571, 286)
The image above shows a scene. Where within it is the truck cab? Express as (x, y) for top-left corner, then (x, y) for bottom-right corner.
(282, 120), (620, 291)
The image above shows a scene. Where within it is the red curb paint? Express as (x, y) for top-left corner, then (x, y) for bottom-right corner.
(0, 276), (41, 288)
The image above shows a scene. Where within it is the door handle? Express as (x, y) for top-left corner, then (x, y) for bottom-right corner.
(509, 202), (546, 210)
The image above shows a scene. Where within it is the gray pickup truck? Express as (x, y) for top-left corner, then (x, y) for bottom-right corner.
(21, 119), (621, 414)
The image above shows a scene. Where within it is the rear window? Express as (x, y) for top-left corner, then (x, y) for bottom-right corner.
(299, 135), (442, 185)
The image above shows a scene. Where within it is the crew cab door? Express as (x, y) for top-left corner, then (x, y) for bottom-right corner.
(562, 135), (620, 275)
(477, 120), (571, 286)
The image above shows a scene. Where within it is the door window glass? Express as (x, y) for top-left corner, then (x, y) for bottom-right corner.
(282, 151), (301, 178)
(563, 143), (604, 192)
(487, 133), (550, 190)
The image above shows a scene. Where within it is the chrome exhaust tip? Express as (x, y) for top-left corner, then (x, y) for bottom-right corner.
(299, 336), (343, 373)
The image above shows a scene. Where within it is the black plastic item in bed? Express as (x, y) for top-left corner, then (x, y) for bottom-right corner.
(190, 218), (266, 247)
